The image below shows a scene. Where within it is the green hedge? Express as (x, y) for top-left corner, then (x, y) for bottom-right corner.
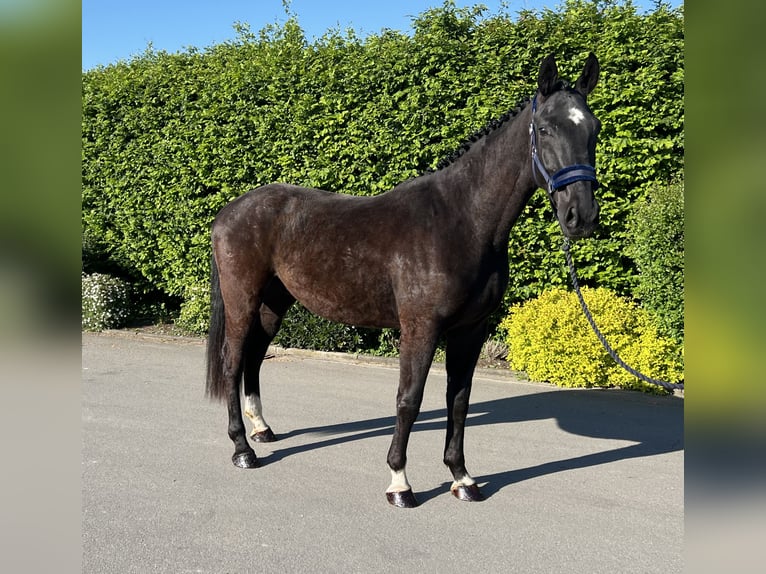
(82, 0), (684, 337)
(273, 304), (380, 353)
(626, 178), (684, 343)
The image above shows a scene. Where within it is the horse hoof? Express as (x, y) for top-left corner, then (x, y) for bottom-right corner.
(386, 490), (419, 508)
(451, 483), (485, 502)
(232, 451), (259, 469)
(251, 428), (277, 443)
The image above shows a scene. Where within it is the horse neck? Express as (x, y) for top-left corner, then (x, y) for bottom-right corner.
(436, 104), (538, 250)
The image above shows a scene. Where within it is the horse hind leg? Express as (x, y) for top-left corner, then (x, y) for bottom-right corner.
(222, 322), (259, 469)
(243, 277), (295, 444)
(242, 327), (276, 444)
(213, 268), (268, 469)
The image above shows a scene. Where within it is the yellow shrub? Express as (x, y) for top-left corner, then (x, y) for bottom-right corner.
(500, 288), (684, 393)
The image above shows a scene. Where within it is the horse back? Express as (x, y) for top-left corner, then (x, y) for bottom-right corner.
(213, 183), (412, 327)
(212, 182), (502, 329)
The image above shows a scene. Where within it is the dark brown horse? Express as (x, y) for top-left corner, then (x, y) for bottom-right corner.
(206, 53), (601, 507)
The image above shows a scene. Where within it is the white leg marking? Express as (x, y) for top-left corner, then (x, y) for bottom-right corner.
(386, 468), (412, 493)
(243, 395), (270, 434)
(451, 473), (476, 491)
(568, 106), (585, 125)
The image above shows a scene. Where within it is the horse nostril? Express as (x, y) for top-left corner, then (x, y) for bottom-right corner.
(566, 206), (578, 229)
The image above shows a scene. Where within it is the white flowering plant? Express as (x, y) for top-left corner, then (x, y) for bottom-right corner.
(81, 273), (132, 331)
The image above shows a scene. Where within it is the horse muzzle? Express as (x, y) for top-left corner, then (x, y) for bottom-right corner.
(558, 184), (599, 239)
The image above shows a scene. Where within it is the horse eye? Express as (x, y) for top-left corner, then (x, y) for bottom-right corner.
(538, 126), (549, 135)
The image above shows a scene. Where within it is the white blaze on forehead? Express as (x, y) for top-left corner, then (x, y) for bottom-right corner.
(568, 106), (586, 125)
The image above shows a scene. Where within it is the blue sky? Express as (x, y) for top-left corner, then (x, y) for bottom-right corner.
(82, 0), (682, 70)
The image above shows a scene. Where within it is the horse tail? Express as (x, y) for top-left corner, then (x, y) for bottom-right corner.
(205, 254), (227, 401)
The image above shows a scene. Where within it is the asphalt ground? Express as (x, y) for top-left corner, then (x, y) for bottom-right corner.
(82, 331), (683, 573)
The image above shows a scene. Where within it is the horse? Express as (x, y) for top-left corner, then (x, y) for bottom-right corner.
(206, 53), (601, 508)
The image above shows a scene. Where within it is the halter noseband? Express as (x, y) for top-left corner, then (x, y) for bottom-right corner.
(529, 94), (599, 208)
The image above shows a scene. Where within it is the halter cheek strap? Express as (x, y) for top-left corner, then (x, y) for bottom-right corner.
(529, 94), (599, 202)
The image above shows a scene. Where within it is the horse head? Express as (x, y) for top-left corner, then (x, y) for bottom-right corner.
(531, 53), (601, 239)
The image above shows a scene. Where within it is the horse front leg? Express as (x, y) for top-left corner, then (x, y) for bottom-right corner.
(385, 325), (438, 508)
(443, 322), (488, 502)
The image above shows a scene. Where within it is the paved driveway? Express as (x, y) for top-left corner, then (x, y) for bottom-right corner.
(82, 332), (683, 573)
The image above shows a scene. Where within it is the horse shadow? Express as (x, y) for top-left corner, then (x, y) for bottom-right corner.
(259, 388), (683, 503)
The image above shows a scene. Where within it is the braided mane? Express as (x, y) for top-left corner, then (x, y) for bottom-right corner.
(428, 96), (532, 173)
(430, 80), (571, 173)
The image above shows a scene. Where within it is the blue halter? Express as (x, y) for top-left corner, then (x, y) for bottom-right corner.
(529, 94), (599, 203)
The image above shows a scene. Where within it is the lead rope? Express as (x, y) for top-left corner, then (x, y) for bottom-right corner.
(561, 238), (684, 392)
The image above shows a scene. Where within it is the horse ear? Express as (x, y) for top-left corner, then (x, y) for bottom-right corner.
(575, 53), (600, 97)
(537, 54), (559, 97)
